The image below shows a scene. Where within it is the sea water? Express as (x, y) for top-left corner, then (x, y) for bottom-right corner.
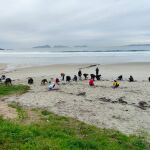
(0, 46), (150, 65)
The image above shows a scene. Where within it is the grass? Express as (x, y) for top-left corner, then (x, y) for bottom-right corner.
(0, 110), (149, 150)
(0, 84), (30, 97)
(8, 102), (28, 120)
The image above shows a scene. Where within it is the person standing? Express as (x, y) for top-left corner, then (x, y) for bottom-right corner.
(96, 67), (99, 76)
(61, 73), (65, 81)
(78, 69), (82, 80)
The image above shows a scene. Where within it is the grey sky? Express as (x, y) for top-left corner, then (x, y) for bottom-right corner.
(0, 0), (150, 48)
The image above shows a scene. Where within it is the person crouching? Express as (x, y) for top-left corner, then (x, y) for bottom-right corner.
(112, 80), (119, 88)
(48, 81), (59, 91)
(55, 78), (60, 84)
(89, 79), (94, 86)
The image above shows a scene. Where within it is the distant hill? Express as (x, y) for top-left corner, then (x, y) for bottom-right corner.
(33, 45), (51, 48)
(0, 48), (4, 50)
(126, 44), (150, 46)
(74, 45), (88, 48)
(53, 45), (69, 48)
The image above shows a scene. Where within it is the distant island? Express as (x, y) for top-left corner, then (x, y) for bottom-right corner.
(74, 45), (88, 48)
(32, 45), (88, 48)
(32, 45), (51, 48)
(126, 44), (150, 46)
(6, 49), (13, 50)
(0, 48), (4, 50)
(53, 45), (69, 48)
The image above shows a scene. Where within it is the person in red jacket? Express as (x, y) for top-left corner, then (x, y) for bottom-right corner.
(89, 79), (94, 86)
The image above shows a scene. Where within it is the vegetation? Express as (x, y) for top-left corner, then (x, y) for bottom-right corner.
(8, 102), (28, 120)
(0, 84), (30, 97)
(0, 109), (149, 150)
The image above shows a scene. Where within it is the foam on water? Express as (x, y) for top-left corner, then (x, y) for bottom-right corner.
(0, 47), (150, 65)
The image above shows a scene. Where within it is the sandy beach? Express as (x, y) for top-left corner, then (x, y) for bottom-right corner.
(0, 62), (150, 135)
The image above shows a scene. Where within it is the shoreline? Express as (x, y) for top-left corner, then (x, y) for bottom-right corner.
(1, 62), (150, 81)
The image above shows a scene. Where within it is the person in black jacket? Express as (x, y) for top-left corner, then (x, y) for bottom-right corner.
(73, 75), (77, 82)
(129, 75), (134, 82)
(96, 67), (99, 76)
(117, 75), (123, 81)
(78, 69), (82, 80)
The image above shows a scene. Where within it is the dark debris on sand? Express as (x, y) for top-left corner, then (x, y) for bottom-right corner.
(76, 92), (86, 96)
(98, 96), (128, 105)
(79, 64), (99, 69)
(117, 97), (128, 105)
(98, 97), (150, 110)
(138, 101), (149, 110)
(98, 97), (111, 102)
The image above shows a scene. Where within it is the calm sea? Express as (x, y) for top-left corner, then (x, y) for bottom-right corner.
(0, 46), (150, 65)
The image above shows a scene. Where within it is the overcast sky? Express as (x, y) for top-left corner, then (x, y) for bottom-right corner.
(0, 0), (150, 48)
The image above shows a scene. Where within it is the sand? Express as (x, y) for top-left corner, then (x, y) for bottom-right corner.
(0, 64), (7, 74)
(0, 101), (17, 119)
(0, 62), (150, 135)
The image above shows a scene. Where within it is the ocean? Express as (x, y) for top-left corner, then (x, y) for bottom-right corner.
(0, 46), (150, 65)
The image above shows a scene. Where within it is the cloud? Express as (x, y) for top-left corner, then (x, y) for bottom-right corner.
(0, 0), (150, 48)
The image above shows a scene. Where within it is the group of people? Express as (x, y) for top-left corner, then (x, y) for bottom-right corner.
(25, 66), (150, 91)
(112, 75), (135, 88)
(88, 67), (100, 86)
(48, 67), (100, 90)
(1, 66), (150, 91)
(47, 67), (139, 90)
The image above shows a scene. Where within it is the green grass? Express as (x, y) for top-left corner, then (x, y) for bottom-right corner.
(0, 84), (30, 97)
(0, 110), (149, 150)
(8, 102), (28, 120)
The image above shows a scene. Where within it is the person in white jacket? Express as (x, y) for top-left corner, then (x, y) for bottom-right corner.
(48, 81), (59, 91)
